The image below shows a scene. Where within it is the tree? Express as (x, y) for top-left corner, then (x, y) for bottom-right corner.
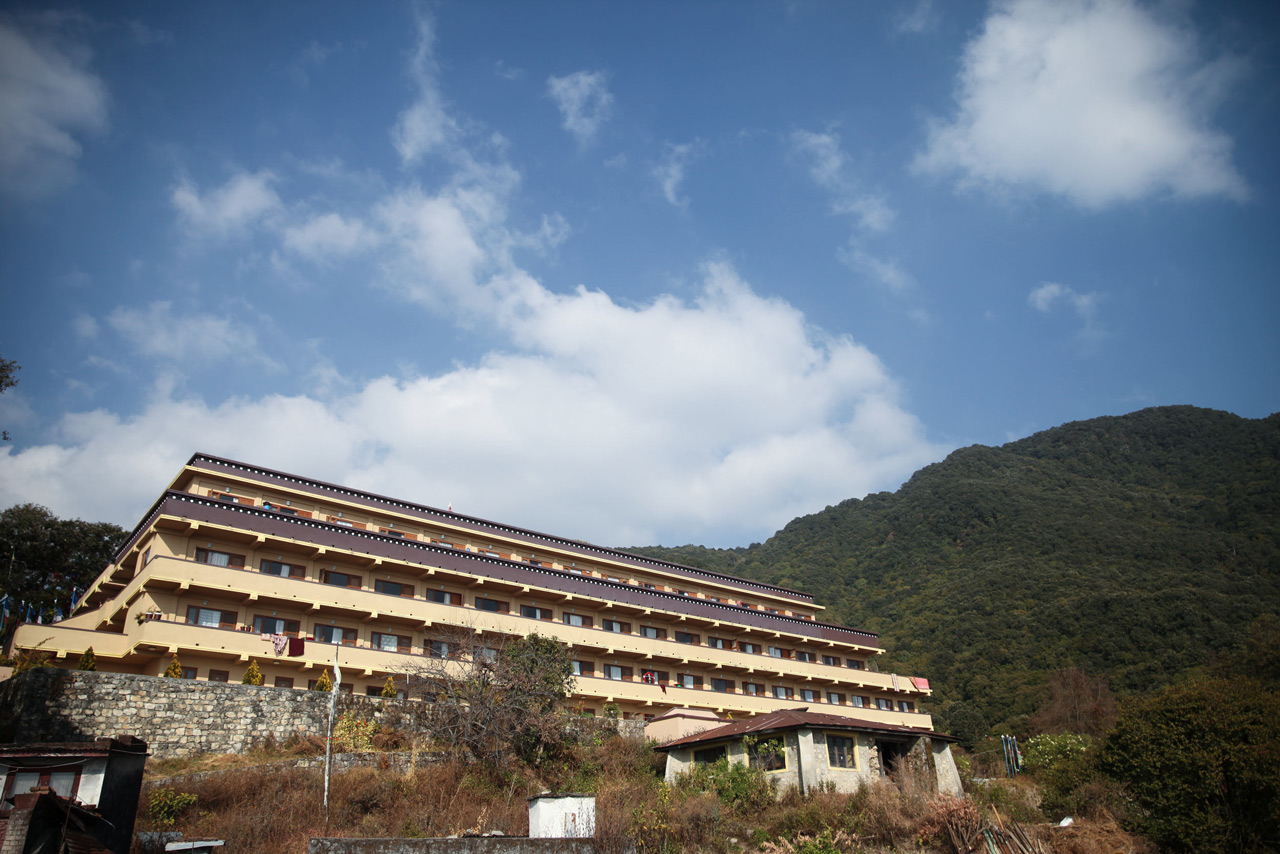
(0, 355), (18, 442)
(407, 628), (576, 768)
(1099, 677), (1280, 853)
(313, 669), (333, 692)
(77, 647), (97, 671)
(380, 676), (398, 698)
(242, 659), (263, 685)
(163, 653), (183, 678)
(0, 504), (128, 632)
(1029, 667), (1116, 738)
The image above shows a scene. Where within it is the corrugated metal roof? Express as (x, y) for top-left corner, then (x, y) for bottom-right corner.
(654, 707), (957, 750)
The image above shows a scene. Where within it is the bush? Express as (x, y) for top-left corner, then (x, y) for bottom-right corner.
(674, 757), (775, 814)
(149, 788), (198, 827)
(242, 659), (263, 685)
(162, 653), (183, 678)
(1100, 677), (1280, 853)
(312, 669), (333, 692)
(334, 712), (377, 751)
(380, 676), (397, 698)
(77, 646), (97, 671)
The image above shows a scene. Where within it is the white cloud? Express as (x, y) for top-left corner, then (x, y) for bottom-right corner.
(1028, 281), (1102, 338)
(895, 0), (940, 35)
(653, 142), (699, 208)
(840, 249), (917, 293)
(547, 70), (613, 146)
(1, 263), (943, 545)
(72, 313), (98, 338)
(282, 212), (378, 260)
(0, 20), (108, 200)
(391, 13), (458, 166)
(106, 302), (278, 368)
(171, 170), (282, 238)
(916, 0), (1247, 207)
(792, 130), (894, 232)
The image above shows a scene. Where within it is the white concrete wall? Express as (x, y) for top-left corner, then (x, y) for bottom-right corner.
(527, 796), (594, 839)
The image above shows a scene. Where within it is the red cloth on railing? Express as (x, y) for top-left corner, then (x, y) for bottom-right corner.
(287, 637), (305, 657)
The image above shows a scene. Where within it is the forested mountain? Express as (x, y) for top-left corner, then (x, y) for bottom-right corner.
(627, 406), (1280, 736)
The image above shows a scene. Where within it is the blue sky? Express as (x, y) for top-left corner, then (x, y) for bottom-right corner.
(0, 0), (1276, 547)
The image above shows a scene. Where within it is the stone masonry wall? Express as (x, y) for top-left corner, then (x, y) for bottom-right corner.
(0, 669), (644, 758)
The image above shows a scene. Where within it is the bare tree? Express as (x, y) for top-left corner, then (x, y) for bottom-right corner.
(405, 625), (577, 768)
(1030, 666), (1117, 738)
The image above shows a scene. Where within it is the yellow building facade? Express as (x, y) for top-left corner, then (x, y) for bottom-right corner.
(11, 454), (936, 727)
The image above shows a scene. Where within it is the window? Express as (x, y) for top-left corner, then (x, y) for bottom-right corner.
(743, 682), (763, 696)
(322, 570), (361, 589)
(827, 735), (856, 769)
(261, 559), (306, 579)
(371, 631), (410, 653)
(772, 685), (793, 700)
(196, 548), (245, 568)
(898, 701), (914, 713)
(602, 619), (630, 634)
(478, 647), (498, 662)
(521, 605), (553, 621)
(796, 651), (814, 663)
(603, 665), (632, 681)
(827, 692), (845, 706)
(678, 674), (702, 690)
(851, 696), (866, 708)
(379, 528), (405, 538)
(562, 613), (593, 628)
(142, 548), (151, 565)
(186, 606), (236, 629)
(847, 659), (863, 670)
(800, 689), (818, 703)
(428, 640), (451, 658)
(694, 746), (727, 765)
(375, 579), (414, 598)
(876, 698), (893, 711)
(768, 646), (784, 658)
(180, 667), (197, 680)
(426, 589), (456, 605)
(641, 669), (669, 686)
(207, 670), (229, 683)
(253, 615), (300, 636)
(572, 660), (593, 677)
(475, 597), (509, 613)
(315, 625), (357, 646)
(274, 676), (294, 689)
(748, 737), (786, 772)
(711, 678), (733, 693)
(640, 626), (666, 640)
(822, 655), (840, 667)
(641, 582), (656, 590)
(675, 631), (699, 645)
(706, 636), (731, 650)
(740, 642), (759, 655)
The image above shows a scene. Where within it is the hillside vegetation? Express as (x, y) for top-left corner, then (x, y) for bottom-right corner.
(628, 406), (1280, 734)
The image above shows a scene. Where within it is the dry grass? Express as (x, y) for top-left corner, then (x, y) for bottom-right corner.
(132, 737), (1156, 854)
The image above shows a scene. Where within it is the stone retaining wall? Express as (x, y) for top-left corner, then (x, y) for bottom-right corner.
(309, 839), (598, 854)
(0, 669), (644, 758)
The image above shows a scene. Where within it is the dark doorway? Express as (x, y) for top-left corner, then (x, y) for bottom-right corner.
(876, 740), (910, 779)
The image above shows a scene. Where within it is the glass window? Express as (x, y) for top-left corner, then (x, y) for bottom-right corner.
(679, 674), (701, 689)
(602, 619), (630, 633)
(640, 626), (665, 639)
(740, 642), (759, 655)
(428, 640), (451, 658)
(572, 660), (593, 676)
(851, 696), (865, 708)
(604, 665), (626, 681)
(274, 676), (294, 689)
(693, 746), (727, 764)
(827, 735), (856, 768)
(261, 559), (304, 578)
(562, 613), (592, 628)
(707, 637), (729, 650)
(315, 625), (356, 645)
(372, 632), (405, 652)
(180, 667), (197, 680)
(827, 692), (845, 705)
(375, 579), (413, 597)
(521, 605), (553, 621)
(475, 597), (509, 613)
(426, 589), (455, 605)
(743, 682), (762, 696)
(876, 698), (893, 710)
(186, 606), (234, 629)
(196, 548), (244, 568)
(208, 670), (229, 683)
(253, 615), (300, 636)
(768, 646), (783, 658)
(800, 689), (818, 703)
(711, 678), (733, 693)
(748, 737), (786, 772)
(49, 771), (77, 796)
(847, 659), (863, 670)
(675, 631), (699, 645)
(796, 651), (814, 663)
(822, 655), (840, 667)
(772, 686), (791, 699)
(898, 701), (914, 713)
(323, 570), (361, 589)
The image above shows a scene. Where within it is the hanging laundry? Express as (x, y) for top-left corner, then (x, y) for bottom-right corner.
(287, 636), (305, 657)
(272, 634), (288, 656)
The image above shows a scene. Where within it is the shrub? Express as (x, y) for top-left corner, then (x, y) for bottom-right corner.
(380, 676), (397, 698)
(312, 668), (333, 692)
(1022, 733), (1118, 820)
(12, 648), (53, 673)
(162, 653), (183, 678)
(334, 711), (378, 751)
(149, 788), (198, 827)
(77, 646), (97, 671)
(1100, 677), (1280, 853)
(675, 757), (775, 814)
(241, 659), (263, 685)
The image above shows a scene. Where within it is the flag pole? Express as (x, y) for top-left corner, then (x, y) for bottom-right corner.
(323, 640), (341, 835)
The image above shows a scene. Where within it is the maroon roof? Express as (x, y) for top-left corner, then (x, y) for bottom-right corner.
(0, 736), (147, 760)
(654, 707), (957, 750)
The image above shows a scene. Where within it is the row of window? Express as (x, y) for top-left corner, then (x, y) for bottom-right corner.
(187, 553), (866, 666)
(691, 735), (858, 772)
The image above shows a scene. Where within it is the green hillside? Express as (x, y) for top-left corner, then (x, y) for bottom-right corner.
(627, 406), (1280, 735)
